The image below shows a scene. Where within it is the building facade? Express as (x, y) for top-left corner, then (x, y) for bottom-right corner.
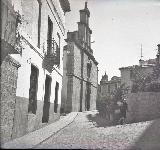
(61, 2), (98, 113)
(99, 72), (121, 99)
(1, 0), (70, 144)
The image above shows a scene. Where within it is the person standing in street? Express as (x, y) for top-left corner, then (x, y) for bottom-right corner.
(119, 99), (128, 124)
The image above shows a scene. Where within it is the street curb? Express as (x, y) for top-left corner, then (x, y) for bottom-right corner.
(1, 112), (78, 149)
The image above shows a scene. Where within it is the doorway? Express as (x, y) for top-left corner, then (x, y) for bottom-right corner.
(85, 82), (91, 111)
(28, 65), (39, 114)
(42, 75), (52, 123)
(54, 82), (59, 113)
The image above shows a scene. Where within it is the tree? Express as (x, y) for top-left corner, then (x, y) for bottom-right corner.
(145, 64), (160, 92)
(131, 64), (160, 92)
(112, 84), (129, 103)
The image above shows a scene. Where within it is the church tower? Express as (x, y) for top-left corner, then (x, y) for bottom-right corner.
(78, 2), (92, 53)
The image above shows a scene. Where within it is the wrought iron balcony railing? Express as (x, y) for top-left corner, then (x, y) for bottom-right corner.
(45, 39), (60, 68)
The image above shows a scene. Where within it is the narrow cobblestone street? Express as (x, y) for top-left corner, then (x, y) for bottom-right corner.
(34, 111), (160, 150)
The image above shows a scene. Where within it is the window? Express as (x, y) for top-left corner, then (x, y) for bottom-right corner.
(37, 0), (42, 48)
(28, 65), (39, 114)
(47, 16), (53, 55)
(87, 60), (92, 78)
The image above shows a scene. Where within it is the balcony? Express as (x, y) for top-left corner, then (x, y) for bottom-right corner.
(43, 39), (60, 73)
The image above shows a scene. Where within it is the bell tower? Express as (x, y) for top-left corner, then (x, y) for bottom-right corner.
(78, 2), (92, 53)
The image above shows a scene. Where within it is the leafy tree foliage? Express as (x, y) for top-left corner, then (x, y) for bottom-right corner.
(97, 84), (129, 118)
(131, 64), (160, 93)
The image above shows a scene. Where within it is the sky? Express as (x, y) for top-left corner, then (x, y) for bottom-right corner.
(65, 0), (160, 83)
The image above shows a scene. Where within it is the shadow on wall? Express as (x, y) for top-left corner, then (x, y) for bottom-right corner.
(125, 118), (160, 150)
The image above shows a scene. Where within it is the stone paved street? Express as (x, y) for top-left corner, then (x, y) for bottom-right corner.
(34, 111), (160, 150)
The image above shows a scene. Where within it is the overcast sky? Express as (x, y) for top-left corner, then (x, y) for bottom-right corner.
(65, 0), (160, 82)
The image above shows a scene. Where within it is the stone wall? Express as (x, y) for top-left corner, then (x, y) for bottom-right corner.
(73, 44), (82, 77)
(61, 48), (69, 113)
(61, 43), (74, 113)
(11, 96), (28, 139)
(12, 97), (60, 139)
(126, 92), (160, 123)
(0, 55), (20, 144)
(65, 76), (73, 112)
(72, 77), (81, 112)
(120, 69), (133, 91)
(82, 82), (86, 111)
(90, 60), (98, 87)
(90, 86), (97, 110)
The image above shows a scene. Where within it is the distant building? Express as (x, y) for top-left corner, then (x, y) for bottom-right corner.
(99, 72), (121, 98)
(1, 0), (70, 144)
(155, 44), (160, 83)
(61, 2), (98, 113)
(119, 57), (156, 92)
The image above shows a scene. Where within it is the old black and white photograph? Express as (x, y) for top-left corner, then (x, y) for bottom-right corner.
(1, 0), (160, 149)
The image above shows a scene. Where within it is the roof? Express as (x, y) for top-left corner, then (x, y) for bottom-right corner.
(119, 58), (156, 70)
(119, 64), (155, 70)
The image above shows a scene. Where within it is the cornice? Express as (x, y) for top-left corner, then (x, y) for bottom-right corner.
(74, 40), (98, 65)
(46, 0), (65, 36)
